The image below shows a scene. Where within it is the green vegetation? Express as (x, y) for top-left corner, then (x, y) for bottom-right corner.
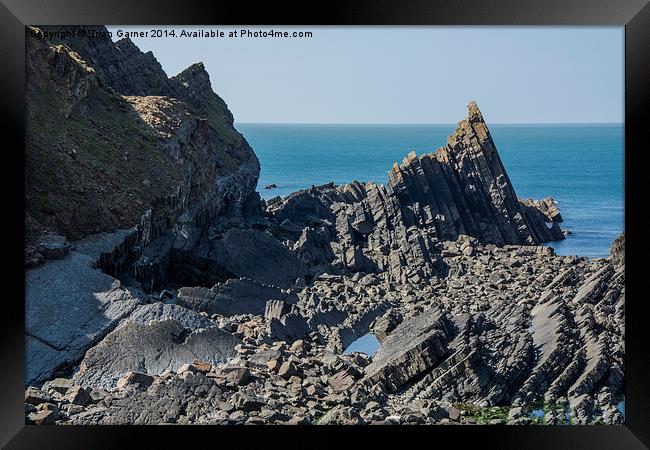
(25, 62), (182, 239)
(452, 403), (510, 424)
(171, 70), (243, 148)
(452, 401), (575, 425)
(25, 30), (251, 242)
(204, 100), (243, 148)
(473, 406), (511, 424)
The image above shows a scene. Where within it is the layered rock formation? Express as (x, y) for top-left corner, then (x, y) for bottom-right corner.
(262, 104), (564, 284)
(26, 236), (625, 425)
(24, 26), (624, 426)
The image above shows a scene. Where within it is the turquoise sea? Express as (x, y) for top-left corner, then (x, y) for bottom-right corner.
(238, 123), (624, 259)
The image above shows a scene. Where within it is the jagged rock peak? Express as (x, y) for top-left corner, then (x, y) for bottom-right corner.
(466, 99), (484, 122)
(173, 62), (212, 91)
(25, 25), (259, 258)
(114, 37), (141, 53)
(610, 232), (625, 263)
(385, 100), (564, 246)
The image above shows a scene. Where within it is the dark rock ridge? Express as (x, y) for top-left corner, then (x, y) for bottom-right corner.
(386, 102), (564, 245)
(363, 308), (455, 392)
(176, 278), (298, 317)
(25, 27), (623, 426)
(261, 104), (563, 284)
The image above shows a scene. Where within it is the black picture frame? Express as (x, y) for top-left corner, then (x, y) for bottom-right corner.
(1, 0), (648, 448)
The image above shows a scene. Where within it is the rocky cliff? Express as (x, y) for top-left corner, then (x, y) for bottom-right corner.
(25, 25), (259, 384)
(261, 103), (563, 285)
(24, 27), (623, 427)
(25, 25), (260, 287)
(26, 27), (259, 260)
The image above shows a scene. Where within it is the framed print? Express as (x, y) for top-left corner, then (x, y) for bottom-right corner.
(1, 0), (648, 448)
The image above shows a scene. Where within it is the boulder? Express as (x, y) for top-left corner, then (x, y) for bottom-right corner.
(278, 361), (298, 379)
(28, 409), (59, 425)
(267, 312), (311, 343)
(116, 371), (155, 390)
(215, 366), (251, 386)
(38, 235), (71, 260)
(264, 299), (293, 320)
(73, 304), (239, 389)
(45, 378), (74, 394)
(249, 349), (282, 368)
(370, 310), (403, 341)
(65, 386), (91, 406)
(25, 387), (51, 406)
(363, 308), (454, 392)
(191, 360), (212, 374)
(177, 278), (296, 317)
(318, 405), (365, 425)
(328, 367), (360, 393)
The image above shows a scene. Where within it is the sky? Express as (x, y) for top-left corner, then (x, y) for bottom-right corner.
(106, 26), (624, 124)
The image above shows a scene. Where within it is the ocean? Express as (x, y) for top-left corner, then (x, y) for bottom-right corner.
(237, 123), (624, 259)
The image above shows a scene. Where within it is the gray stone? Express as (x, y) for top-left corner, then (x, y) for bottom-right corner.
(318, 405), (365, 425)
(278, 361), (298, 379)
(267, 312), (311, 343)
(25, 387), (51, 406)
(364, 308), (454, 392)
(264, 299), (293, 320)
(177, 278), (296, 317)
(65, 385), (91, 406)
(116, 371), (155, 390)
(26, 251), (140, 385)
(249, 349), (282, 367)
(28, 409), (59, 425)
(46, 378), (74, 394)
(73, 305), (238, 389)
(216, 366), (251, 386)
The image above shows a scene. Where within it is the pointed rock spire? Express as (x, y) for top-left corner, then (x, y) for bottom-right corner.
(385, 101), (564, 245)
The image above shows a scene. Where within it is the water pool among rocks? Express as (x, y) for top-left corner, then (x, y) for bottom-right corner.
(343, 333), (381, 356)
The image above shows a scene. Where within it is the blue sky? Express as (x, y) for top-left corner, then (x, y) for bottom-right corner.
(107, 26), (623, 124)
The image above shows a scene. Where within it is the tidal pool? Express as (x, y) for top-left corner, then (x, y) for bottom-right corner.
(343, 333), (381, 356)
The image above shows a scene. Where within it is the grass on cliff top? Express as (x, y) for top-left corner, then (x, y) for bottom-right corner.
(25, 78), (183, 240)
(43, 28), (243, 150)
(201, 96), (243, 149)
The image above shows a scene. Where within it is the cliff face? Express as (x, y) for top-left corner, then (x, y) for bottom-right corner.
(25, 25), (263, 384)
(37, 26), (243, 147)
(388, 102), (564, 245)
(25, 26), (260, 282)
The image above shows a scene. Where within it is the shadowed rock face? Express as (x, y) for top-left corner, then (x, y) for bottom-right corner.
(25, 24), (260, 385)
(26, 25), (260, 292)
(25, 252), (140, 385)
(176, 278), (297, 317)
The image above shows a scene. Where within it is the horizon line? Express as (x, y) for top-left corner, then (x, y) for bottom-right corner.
(235, 121), (624, 126)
